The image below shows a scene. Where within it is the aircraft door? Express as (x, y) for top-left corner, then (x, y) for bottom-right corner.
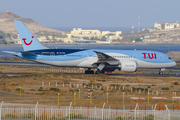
(159, 55), (164, 62)
(50, 52), (55, 59)
(84, 53), (88, 60)
(133, 54), (138, 60)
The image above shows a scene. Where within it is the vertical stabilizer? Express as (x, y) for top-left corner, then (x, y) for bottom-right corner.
(14, 20), (46, 51)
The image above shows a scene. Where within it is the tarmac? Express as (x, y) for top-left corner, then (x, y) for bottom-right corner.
(0, 61), (180, 76)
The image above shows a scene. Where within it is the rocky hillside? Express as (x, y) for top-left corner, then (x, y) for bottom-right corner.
(0, 11), (68, 35)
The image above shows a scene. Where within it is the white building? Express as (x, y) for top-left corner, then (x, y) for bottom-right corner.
(66, 28), (122, 42)
(154, 21), (180, 30)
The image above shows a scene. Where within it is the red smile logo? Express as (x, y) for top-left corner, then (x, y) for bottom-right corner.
(22, 36), (33, 45)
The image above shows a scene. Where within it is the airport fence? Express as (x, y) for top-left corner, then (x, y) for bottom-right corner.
(0, 108), (170, 120)
(1, 104), (180, 120)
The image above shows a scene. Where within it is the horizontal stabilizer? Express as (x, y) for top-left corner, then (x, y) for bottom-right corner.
(2, 51), (16, 54)
(21, 51), (36, 56)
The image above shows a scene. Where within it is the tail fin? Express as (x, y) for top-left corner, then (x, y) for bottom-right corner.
(14, 20), (46, 51)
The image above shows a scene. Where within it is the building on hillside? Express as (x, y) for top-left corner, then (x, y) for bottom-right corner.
(37, 36), (50, 43)
(63, 38), (73, 43)
(15, 34), (21, 44)
(69, 28), (101, 39)
(66, 28), (122, 43)
(154, 21), (180, 30)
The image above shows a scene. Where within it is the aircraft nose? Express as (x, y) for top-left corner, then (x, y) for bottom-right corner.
(173, 61), (177, 67)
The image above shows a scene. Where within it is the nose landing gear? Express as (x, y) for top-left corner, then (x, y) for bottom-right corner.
(159, 68), (165, 75)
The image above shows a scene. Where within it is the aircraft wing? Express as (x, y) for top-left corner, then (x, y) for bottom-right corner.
(93, 50), (119, 65)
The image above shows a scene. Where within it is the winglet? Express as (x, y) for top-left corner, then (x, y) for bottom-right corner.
(14, 20), (46, 51)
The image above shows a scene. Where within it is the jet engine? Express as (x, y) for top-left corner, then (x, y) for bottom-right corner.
(119, 60), (138, 72)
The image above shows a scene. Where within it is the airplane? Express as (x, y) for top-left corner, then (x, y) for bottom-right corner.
(12, 20), (176, 75)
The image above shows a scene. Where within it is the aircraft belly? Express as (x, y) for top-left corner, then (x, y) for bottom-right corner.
(137, 60), (173, 69)
(77, 57), (97, 68)
(35, 59), (84, 67)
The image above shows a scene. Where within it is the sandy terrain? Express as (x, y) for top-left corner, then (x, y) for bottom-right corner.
(0, 65), (180, 110)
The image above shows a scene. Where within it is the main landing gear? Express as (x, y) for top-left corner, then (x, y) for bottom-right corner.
(95, 69), (105, 74)
(85, 68), (94, 74)
(84, 68), (105, 74)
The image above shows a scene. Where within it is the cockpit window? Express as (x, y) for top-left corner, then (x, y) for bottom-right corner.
(168, 57), (172, 59)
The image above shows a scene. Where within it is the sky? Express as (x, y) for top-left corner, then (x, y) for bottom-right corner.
(1, 0), (180, 28)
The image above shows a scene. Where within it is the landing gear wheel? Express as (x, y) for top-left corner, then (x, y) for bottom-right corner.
(159, 68), (165, 75)
(89, 70), (94, 74)
(159, 71), (163, 75)
(95, 70), (105, 74)
(95, 70), (101, 74)
(85, 70), (94, 74)
(100, 71), (105, 74)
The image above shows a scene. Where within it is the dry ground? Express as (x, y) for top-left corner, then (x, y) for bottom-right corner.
(0, 65), (180, 110)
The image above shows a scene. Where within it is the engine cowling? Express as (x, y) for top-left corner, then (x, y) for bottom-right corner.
(119, 60), (138, 72)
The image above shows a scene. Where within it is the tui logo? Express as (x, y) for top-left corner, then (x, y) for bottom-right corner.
(22, 36), (33, 45)
(142, 53), (157, 59)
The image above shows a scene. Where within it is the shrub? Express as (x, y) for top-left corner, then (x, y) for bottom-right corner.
(5, 114), (17, 118)
(67, 113), (88, 119)
(50, 87), (60, 92)
(145, 88), (148, 92)
(174, 82), (179, 85)
(22, 113), (34, 118)
(16, 88), (22, 91)
(86, 83), (102, 88)
(75, 89), (79, 92)
(31, 72), (47, 77)
(115, 116), (123, 120)
(38, 87), (43, 91)
(132, 87), (148, 92)
(69, 89), (74, 92)
(110, 84), (119, 87)
(96, 83), (102, 87)
(30, 89), (36, 91)
(161, 87), (170, 90)
(143, 114), (154, 120)
(1, 74), (8, 78)
(88, 82), (93, 86)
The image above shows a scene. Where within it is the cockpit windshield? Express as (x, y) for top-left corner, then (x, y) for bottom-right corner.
(168, 57), (172, 59)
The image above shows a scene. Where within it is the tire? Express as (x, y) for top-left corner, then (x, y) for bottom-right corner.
(90, 70), (94, 74)
(85, 70), (94, 74)
(159, 72), (163, 75)
(95, 70), (100, 74)
(100, 71), (105, 74)
(85, 70), (89, 74)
